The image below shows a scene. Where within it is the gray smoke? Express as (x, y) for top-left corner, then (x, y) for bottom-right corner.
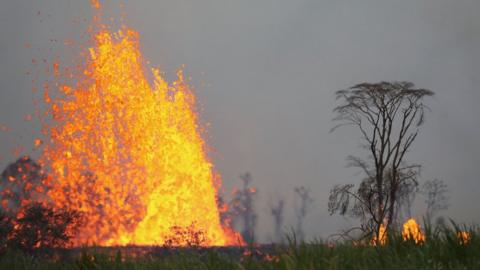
(1, 0), (479, 242)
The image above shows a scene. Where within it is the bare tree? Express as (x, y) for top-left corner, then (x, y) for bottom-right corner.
(420, 179), (449, 224)
(393, 176), (418, 225)
(230, 173), (257, 244)
(295, 186), (313, 242)
(270, 199), (285, 243)
(328, 82), (433, 241)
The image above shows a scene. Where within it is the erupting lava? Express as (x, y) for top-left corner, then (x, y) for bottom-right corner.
(38, 2), (242, 246)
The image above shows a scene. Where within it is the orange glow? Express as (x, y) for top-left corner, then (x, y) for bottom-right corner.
(34, 139), (43, 147)
(0, 124), (9, 132)
(90, 0), (101, 9)
(458, 231), (470, 245)
(37, 3), (242, 246)
(402, 218), (425, 244)
(371, 224), (387, 246)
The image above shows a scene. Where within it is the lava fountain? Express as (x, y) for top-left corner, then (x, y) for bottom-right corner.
(39, 2), (242, 246)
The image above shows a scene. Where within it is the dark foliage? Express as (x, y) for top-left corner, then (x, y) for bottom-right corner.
(0, 156), (83, 252)
(0, 224), (479, 269)
(0, 212), (13, 253)
(8, 203), (83, 252)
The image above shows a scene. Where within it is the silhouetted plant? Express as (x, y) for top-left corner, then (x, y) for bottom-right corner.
(294, 186), (313, 242)
(328, 81), (434, 242)
(270, 199), (285, 243)
(9, 203), (83, 252)
(394, 175), (418, 226)
(421, 179), (449, 224)
(0, 211), (13, 253)
(230, 173), (257, 244)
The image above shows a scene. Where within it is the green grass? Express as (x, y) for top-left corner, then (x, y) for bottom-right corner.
(1, 223), (479, 270)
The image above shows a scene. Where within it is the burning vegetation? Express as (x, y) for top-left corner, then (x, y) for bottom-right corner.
(402, 218), (426, 244)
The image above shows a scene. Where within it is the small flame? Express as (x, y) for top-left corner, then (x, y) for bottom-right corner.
(458, 231), (470, 245)
(34, 139), (43, 147)
(371, 219), (427, 246)
(402, 218), (425, 244)
(371, 224), (387, 246)
(90, 0), (101, 9)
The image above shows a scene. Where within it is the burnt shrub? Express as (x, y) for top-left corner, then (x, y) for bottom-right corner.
(0, 156), (84, 253)
(0, 212), (13, 253)
(8, 203), (83, 252)
(0, 156), (48, 215)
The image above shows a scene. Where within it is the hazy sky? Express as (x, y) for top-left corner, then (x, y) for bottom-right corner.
(1, 0), (479, 242)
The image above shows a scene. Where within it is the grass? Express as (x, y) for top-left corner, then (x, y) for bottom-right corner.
(1, 223), (479, 270)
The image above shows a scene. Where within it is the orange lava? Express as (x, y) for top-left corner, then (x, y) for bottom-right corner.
(39, 3), (242, 246)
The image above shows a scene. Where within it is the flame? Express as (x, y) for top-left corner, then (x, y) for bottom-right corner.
(37, 3), (242, 246)
(457, 231), (470, 245)
(402, 218), (425, 244)
(371, 219), (426, 246)
(371, 224), (387, 246)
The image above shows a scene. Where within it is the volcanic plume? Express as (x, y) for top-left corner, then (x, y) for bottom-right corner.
(37, 1), (242, 246)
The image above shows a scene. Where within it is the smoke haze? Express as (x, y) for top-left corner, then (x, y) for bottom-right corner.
(1, 0), (479, 242)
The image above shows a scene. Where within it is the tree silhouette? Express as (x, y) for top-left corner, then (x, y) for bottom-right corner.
(295, 186), (313, 242)
(421, 179), (449, 224)
(393, 175), (418, 225)
(328, 81), (434, 241)
(270, 198), (285, 243)
(230, 173), (257, 244)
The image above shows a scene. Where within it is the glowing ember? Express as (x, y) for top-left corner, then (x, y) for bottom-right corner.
(402, 219), (425, 244)
(458, 231), (470, 245)
(37, 3), (242, 246)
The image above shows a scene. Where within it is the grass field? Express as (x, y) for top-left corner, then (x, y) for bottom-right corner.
(1, 223), (479, 270)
